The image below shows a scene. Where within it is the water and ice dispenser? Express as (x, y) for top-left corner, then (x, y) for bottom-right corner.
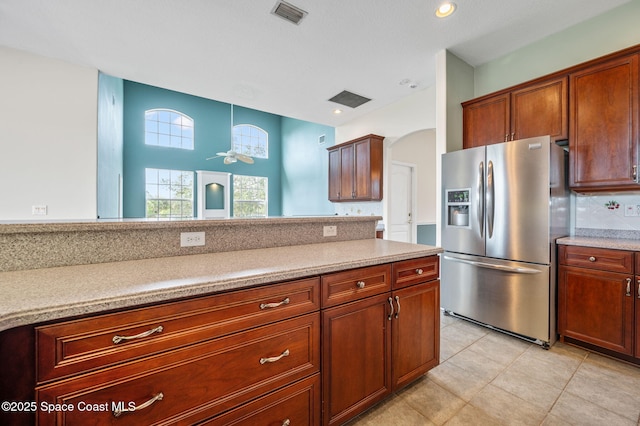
(446, 189), (470, 227)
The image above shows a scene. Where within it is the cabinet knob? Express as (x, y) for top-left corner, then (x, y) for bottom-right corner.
(588, 256), (596, 262)
(356, 281), (365, 289)
(415, 268), (423, 275)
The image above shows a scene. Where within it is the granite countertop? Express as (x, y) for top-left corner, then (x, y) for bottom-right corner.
(0, 239), (442, 333)
(557, 236), (640, 251)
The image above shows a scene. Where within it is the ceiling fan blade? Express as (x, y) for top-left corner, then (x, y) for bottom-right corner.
(205, 155), (223, 160)
(236, 154), (254, 164)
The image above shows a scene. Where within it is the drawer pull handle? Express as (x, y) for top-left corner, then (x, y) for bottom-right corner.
(588, 256), (596, 262)
(282, 419), (291, 426)
(356, 281), (366, 289)
(112, 325), (163, 344)
(395, 295), (401, 319)
(626, 278), (632, 297)
(260, 349), (290, 365)
(260, 297), (290, 310)
(416, 268), (424, 275)
(113, 392), (163, 417)
(388, 297), (394, 321)
(638, 279), (640, 299)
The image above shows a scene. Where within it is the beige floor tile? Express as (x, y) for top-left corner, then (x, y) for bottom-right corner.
(550, 391), (636, 426)
(565, 361), (640, 421)
(540, 413), (574, 425)
(446, 346), (506, 382)
(427, 360), (491, 402)
(346, 394), (434, 425)
(465, 331), (531, 367)
(400, 376), (466, 425)
(468, 384), (546, 426)
(443, 404), (502, 426)
(491, 367), (563, 411)
(506, 346), (581, 390)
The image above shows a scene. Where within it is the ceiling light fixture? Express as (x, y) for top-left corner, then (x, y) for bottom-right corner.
(333, 109), (343, 115)
(435, 2), (456, 18)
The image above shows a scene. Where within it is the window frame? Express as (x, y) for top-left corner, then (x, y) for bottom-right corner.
(232, 124), (268, 159)
(145, 168), (194, 219)
(233, 175), (268, 218)
(144, 108), (194, 150)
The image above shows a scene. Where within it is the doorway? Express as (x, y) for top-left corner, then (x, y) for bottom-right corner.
(388, 162), (416, 243)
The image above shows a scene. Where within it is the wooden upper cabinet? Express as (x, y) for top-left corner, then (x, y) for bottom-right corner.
(569, 53), (640, 191)
(462, 77), (568, 149)
(462, 93), (510, 148)
(511, 76), (568, 142)
(327, 134), (383, 202)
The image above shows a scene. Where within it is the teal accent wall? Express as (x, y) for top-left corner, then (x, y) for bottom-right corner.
(97, 72), (123, 219)
(123, 81), (282, 217)
(281, 117), (336, 216)
(417, 224), (436, 246)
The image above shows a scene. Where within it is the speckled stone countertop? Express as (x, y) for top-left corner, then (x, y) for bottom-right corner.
(0, 239), (442, 333)
(557, 236), (640, 251)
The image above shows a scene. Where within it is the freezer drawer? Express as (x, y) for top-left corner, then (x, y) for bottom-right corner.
(441, 252), (553, 345)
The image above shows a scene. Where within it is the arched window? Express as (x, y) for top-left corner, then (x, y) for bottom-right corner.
(145, 109), (194, 150)
(232, 124), (268, 159)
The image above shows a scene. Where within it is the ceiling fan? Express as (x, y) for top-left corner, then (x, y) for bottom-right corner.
(206, 104), (254, 165)
(207, 150), (254, 164)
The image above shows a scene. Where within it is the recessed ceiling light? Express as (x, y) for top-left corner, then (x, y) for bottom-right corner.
(435, 2), (456, 18)
(333, 109), (343, 115)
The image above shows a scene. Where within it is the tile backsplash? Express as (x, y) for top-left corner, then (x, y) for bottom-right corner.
(575, 192), (640, 238)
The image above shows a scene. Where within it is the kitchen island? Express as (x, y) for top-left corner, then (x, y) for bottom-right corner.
(0, 217), (442, 425)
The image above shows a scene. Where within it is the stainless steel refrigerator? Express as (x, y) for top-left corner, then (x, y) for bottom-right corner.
(441, 135), (569, 348)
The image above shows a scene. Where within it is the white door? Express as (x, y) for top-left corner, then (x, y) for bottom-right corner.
(388, 163), (414, 243)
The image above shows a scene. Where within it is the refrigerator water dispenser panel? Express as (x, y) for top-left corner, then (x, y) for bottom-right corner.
(446, 189), (470, 227)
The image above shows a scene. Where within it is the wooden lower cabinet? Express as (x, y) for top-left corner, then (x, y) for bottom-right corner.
(558, 245), (635, 357)
(1, 255), (440, 426)
(322, 293), (392, 426)
(36, 313), (320, 425)
(392, 281), (440, 389)
(321, 256), (440, 426)
(201, 374), (321, 425)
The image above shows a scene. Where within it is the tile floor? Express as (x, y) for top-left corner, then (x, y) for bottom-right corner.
(348, 311), (640, 425)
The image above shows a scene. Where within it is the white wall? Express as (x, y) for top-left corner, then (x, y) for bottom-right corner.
(0, 46), (98, 220)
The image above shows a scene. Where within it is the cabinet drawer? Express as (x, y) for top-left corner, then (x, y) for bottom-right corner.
(201, 374), (321, 425)
(558, 245), (634, 273)
(392, 256), (439, 289)
(36, 277), (320, 383)
(321, 264), (391, 307)
(36, 313), (320, 426)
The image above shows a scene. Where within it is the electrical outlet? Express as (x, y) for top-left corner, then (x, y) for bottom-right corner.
(323, 225), (337, 237)
(624, 204), (640, 217)
(180, 231), (205, 247)
(32, 205), (47, 215)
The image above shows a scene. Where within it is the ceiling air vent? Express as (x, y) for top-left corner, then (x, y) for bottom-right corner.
(328, 90), (372, 109)
(271, 1), (307, 25)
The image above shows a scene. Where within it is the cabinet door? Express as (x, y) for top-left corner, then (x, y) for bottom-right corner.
(569, 54), (640, 190)
(511, 76), (568, 142)
(340, 144), (355, 200)
(322, 293), (392, 426)
(558, 265), (634, 355)
(636, 275), (640, 359)
(463, 93), (510, 148)
(328, 148), (342, 201)
(353, 139), (372, 200)
(392, 280), (439, 390)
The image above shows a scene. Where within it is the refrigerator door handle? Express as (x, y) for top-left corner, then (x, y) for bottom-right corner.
(477, 161), (484, 238)
(486, 160), (495, 239)
(443, 255), (543, 275)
